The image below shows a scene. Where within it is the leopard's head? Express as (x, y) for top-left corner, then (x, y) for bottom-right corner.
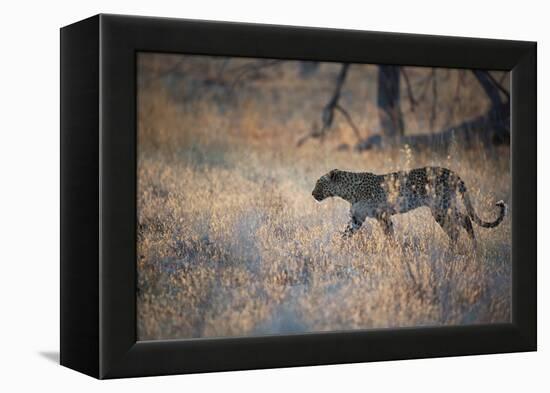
(312, 169), (345, 201)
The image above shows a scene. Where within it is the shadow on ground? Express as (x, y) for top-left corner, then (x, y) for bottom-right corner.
(38, 351), (59, 364)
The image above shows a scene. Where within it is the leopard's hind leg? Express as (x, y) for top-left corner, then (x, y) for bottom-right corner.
(456, 211), (477, 250)
(431, 186), (462, 249)
(432, 209), (460, 249)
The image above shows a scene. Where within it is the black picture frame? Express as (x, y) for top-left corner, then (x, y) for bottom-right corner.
(60, 14), (536, 379)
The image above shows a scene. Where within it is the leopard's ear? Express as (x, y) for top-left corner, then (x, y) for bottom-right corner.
(328, 169), (340, 181)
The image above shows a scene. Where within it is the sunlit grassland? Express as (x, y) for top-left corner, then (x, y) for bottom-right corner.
(136, 57), (511, 340)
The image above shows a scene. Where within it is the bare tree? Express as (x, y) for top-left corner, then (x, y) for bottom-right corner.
(297, 64), (362, 146)
(299, 64), (405, 146)
(470, 70), (510, 143)
(357, 69), (510, 151)
(298, 63), (509, 151)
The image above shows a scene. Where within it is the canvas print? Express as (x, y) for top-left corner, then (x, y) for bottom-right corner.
(137, 53), (511, 341)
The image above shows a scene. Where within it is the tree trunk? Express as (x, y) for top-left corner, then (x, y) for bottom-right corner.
(471, 70), (509, 142)
(299, 61), (319, 78)
(377, 65), (404, 137)
(355, 69), (510, 151)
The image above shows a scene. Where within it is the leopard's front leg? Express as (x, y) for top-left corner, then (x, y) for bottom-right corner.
(376, 212), (394, 238)
(342, 213), (365, 238)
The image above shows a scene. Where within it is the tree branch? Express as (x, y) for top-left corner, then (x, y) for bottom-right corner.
(401, 68), (418, 111)
(229, 59), (281, 93)
(335, 104), (362, 141)
(472, 70), (504, 107)
(297, 63), (352, 146)
(429, 69), (438, 130)
(486, 71), (510, 101)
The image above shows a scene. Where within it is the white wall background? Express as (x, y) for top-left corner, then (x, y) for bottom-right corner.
(0, 0), (546, 390)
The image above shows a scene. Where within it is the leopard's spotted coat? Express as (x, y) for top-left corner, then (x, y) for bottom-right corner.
(312, 167), (506, 247)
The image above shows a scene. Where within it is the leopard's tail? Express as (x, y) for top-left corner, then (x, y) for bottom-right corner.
(458, 180), (506, 228)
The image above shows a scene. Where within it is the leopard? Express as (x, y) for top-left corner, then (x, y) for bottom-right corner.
(311, 166), (506, 248)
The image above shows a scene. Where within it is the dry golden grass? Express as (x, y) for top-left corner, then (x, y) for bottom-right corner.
(136, 55), (511, 340)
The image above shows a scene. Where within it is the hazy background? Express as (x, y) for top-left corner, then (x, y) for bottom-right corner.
(137, 53), (511, 340)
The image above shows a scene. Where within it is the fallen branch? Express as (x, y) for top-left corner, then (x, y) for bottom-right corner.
(355, 102), (510, 152)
